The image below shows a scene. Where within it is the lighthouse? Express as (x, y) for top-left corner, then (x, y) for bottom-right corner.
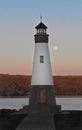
(16, 20), (61, 130)
(29, 20), (56, 114)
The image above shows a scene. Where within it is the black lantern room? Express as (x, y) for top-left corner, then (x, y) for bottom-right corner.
(34, 22), (49, 43)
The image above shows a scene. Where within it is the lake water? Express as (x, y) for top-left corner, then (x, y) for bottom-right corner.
(0, 97), (82, 110)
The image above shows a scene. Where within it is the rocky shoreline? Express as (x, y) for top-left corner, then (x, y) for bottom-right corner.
(0, 109), (82, 130)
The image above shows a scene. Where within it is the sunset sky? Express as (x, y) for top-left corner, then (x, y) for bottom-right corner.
(0, 0), (82, 75)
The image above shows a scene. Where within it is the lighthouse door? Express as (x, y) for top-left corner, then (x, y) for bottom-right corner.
(38, 88), (46, 103)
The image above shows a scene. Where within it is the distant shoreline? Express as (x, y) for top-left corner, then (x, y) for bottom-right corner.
(56, 95), (82, 98)
(0, 96), (82, 98)
(0, 96), (28, 98)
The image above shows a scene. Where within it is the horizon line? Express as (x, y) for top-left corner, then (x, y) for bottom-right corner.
(0, 73), (82, 76)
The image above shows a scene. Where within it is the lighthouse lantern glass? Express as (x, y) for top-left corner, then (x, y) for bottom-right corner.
(37, 28), (46, 34)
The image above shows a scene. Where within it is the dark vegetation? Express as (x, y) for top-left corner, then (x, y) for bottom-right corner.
(0, 109), (26, 130)
(0, 74), (82, 96)
(0, 109), (82, 130)
(54, 111), (82, 130)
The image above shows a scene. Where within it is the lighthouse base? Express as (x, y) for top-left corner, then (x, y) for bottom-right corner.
(28, 103), (61, 115)
(28, 85), (61, 115)
(29, 85), (56, 105)
(16, 84), (61, 130)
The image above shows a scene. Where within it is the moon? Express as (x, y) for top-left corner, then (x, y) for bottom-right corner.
(53, 45), (59, 51)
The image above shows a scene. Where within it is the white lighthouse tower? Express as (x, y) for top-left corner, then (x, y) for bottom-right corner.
(31, 22), (53, 86)
(29, 20), (56, 114)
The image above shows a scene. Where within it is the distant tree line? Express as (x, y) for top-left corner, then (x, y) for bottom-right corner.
(0, 74), (30, 96)
(0, 74), (82, 96)
(54, 76), (82, 96)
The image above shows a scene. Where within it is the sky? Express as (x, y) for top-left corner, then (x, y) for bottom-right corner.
(0, 0), (82, 75)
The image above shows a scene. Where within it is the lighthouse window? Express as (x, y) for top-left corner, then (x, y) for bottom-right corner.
(44, 29), (46, 34)
(37, 29), (40, 34)
(40, 56), (44, 63)
(40, 29), (44, 33)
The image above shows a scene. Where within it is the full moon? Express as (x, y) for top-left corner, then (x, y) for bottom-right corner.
(53, 45), (59, 51)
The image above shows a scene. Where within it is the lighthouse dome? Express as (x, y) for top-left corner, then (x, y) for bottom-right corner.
(35, 22), (47, 29)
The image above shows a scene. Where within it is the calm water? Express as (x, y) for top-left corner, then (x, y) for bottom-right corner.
(0, 97), (82, 110)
